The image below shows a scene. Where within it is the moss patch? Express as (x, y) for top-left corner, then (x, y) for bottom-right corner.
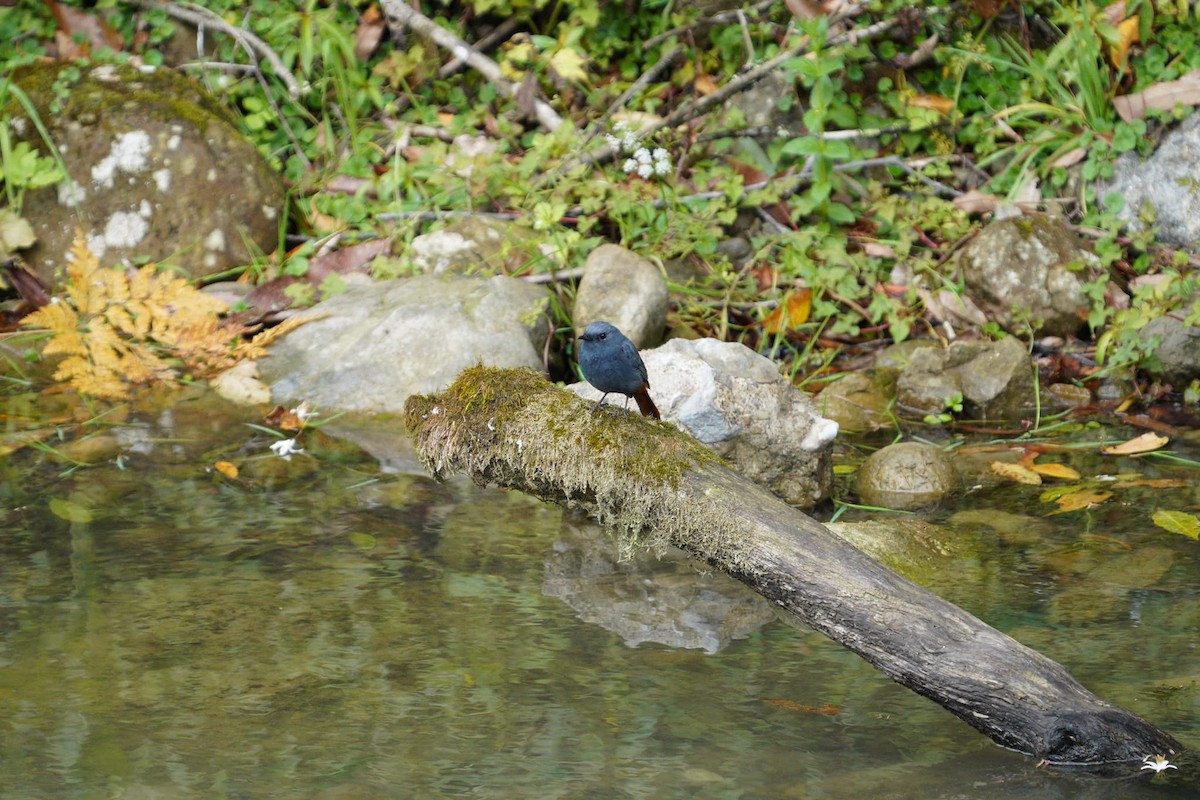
(404, 365), (722, 553)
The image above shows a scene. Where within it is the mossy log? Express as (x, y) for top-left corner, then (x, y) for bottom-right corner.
(402, 366), (1182, 765)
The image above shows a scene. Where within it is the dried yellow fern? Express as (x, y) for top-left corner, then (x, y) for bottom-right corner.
(23, 234), (236, 399)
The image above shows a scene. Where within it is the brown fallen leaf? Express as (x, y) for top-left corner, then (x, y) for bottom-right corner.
(762, 289), (812, 334)
(764, 698), (839, 714)
(1113, 70), (1200, 123)
(991, 461), (1042, 485)
(1100, 432), (1169, 456)
(1031, 463), (1081, 480)
(953, 189), (1003, 215)
(1048, 489), (1112, 514)
(907, 94), (956, 115)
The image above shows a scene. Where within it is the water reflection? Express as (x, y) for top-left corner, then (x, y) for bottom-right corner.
(0, 392), (1197, 798)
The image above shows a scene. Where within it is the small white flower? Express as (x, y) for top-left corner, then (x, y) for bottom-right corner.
(654, 158), (671, 176)
(637, 163), (653, 179)
(269, 438), (304, 460)
(291, 402), (317, 421)
(635, 147), (652, 164)
(1141, 755), (1177, 773)
(604, 133), (620, 149)
(652, 147), (669, 162)
(621, 131), (639, 152)
(622, 157), (637, 174)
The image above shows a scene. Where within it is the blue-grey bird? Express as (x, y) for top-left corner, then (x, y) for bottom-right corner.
(577, 321), (660, 419)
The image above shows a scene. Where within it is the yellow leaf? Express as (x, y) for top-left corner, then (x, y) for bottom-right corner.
(1100, 432), (1169, 455)
(1109, 15), (1138, 71)
(549, 46), (588, 83)
(214, 460), (239, 479)
(762, 289), (813, 334)
(991, 461), (1042, 485)
(1152, 510), (1200, 540)
(1030, 463), (1081, 480)
(1048, 490), (1112, 515)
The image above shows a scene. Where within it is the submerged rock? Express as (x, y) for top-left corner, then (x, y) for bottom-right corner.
(855, 442), (957, 510)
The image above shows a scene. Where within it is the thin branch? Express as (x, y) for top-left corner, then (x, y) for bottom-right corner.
(581, 47), (683, 149)
(377, 0), (564, 131)
(645, 0), (779, 48)
(438, 17), (522, 79)
(566, 3), (915, 174)
(128, 0), (305, 99)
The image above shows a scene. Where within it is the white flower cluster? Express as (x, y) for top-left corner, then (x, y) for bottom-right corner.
(604, 122), (672, 179)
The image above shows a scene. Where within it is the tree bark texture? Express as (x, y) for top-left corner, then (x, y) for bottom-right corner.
(403, 367), (1182, 765)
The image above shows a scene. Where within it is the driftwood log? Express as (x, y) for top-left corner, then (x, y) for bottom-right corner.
(403, 366), (1182, 765)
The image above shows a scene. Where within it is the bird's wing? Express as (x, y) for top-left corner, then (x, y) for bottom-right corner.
(622, 338), (648, 383)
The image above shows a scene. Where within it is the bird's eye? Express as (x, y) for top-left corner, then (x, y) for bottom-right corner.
(598, 333), (607, 340)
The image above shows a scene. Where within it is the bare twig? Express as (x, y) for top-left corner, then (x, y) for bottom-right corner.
(438, 17), (522, 78)
(566, 3), (915, 174)
(377, 0), (564, 131)
(645, 0), (778, 48)
(128, 0), (305, 99)
(581, 47), (683, 148)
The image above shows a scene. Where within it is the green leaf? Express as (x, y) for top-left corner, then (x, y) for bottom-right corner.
(1152, 510), (1200, 540)
(49, 496), (93, 523)
(349, 531), (376, 551)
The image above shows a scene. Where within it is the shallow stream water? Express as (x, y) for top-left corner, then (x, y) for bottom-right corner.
(1, 388), (1197, 798)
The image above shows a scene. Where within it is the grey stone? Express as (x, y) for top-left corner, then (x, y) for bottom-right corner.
(405, 216), (541, 275)
(897, 336), (1035, 421)
(572, 244), (668, 348)
(855, 442), (957, 511)
(259, 275), (549, 413)
(815, 368), (897, 433)
(959, 216), (1095, 337)
(572, 337), (838, 508)
(1096, 111), (1200, 248)
(11, 62), (283, 285)
(1142, 315), (1200, 385)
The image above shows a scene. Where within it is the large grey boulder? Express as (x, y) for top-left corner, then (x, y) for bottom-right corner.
(572, 337), (838, 507)
(10, 62), (284, 285)
(259, 275), (549, 413)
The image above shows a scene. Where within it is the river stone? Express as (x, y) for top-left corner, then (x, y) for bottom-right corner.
(897, 336), (1036, 421)
(855, 442), (957, 510)
(572, 337), (838, 508)
(572, 244), (669, 348)
(1141, 316), (1200, 385)
(9, 62), (284, 286)
(815, 368), (897, 433)
(1095, 111), (1200, 247)
(258, 275), (549, 413)
(959, 216), (1095, 338)
(404, 216), (542, 275)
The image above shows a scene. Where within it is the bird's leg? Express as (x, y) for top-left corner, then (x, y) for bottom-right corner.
(590, 393), (611, 414)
